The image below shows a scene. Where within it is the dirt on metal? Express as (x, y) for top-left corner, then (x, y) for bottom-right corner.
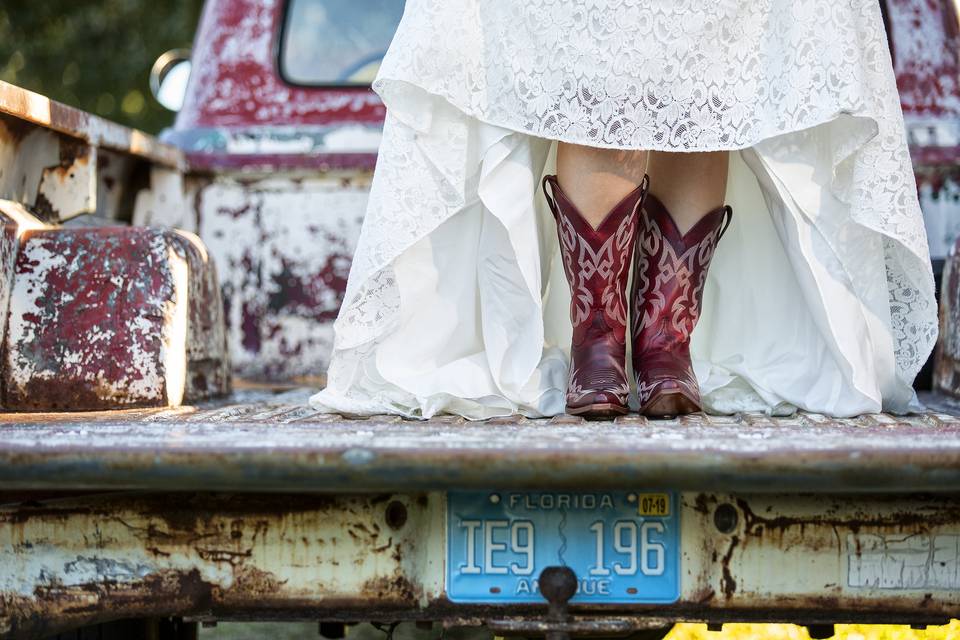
(0, 492), (432, 638)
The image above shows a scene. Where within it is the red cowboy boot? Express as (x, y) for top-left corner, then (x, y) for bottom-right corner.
(542, 174), (648, 417)
(631, 193), (732, 416)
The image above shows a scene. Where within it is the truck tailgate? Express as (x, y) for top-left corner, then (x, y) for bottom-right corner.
(3, 393), (960, 637)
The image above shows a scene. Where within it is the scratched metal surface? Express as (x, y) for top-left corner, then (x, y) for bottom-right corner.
(0, 389), (958, 493)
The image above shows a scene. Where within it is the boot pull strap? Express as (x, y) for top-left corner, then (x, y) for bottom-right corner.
(544, 174), (651, 220)
(541, 175), (561, 219)
(633, 174), (651, 218)
(718, 205), (734, 242)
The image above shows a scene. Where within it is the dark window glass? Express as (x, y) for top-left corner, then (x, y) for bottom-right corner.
(280, 0), (405, 86)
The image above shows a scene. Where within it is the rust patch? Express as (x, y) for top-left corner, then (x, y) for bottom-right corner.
(4, 568), (215, 640)
(231, 565), (289, 596)
(0, 114), (33, 146)
(30, 193), (57, 223)
(734, 496), (960, 535)
(55, 137), (90, 172)
(719, 535), (739, 599)
(360, 574), (419, 604)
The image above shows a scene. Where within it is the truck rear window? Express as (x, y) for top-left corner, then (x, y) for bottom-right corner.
(279, 0), (406, 86)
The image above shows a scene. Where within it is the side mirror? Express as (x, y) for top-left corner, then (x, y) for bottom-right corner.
(150, 49), (192, 112)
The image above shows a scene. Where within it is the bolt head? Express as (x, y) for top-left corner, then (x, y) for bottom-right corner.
(539, 566), (578, 605)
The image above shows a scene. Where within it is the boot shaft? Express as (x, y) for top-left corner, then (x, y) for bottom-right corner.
(542, 175), (648, 345)
(632, 193), (732, 354)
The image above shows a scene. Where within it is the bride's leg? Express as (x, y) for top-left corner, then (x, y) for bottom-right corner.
(556, 142), (648, 227)
(646, 151), (729, 232)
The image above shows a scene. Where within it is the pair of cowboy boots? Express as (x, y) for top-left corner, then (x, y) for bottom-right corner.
(542, 174), (732, 418)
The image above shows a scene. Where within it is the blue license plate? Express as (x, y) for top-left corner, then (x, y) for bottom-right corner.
(446, 491), (680, 603)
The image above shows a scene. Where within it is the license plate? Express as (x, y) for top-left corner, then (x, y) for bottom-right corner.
(446, 491), (680, 603)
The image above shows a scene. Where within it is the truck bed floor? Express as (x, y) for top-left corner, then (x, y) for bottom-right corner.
(1, 388), (959, 493)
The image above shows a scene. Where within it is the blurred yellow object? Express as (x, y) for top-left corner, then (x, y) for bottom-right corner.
(664, 621), (960, 639)
(346, 62), (382, 83)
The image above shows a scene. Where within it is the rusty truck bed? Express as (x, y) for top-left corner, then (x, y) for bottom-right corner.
(5, 391), (960, 637)
(2, 389), (960, 493)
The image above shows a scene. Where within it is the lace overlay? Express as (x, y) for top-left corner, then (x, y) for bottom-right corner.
(313, 0), (937, 417)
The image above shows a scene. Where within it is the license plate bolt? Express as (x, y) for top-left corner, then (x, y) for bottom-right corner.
(540, 565), (578, 639)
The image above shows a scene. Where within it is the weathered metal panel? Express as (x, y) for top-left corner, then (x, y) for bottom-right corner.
(0, 391), (959, 492)
(935, 235), (960, 394)
(176, 0), (385, 132)
(167, 0), (383, 382)
(0, 492), (443, 639)
(177, 230), (233, 400)
(889, 0), (960, 121)
(0, 202), (31, 408)
(917, 166), (960, 260)
(680, 493), (960, 617)
(94, 149), (136, 223)
(0, 116), (59, 215)
(197, 175), (369, 380)
(131, 165), (193, 231)
(0, 492), (956, 639)
(0, 84), (185, 225)
(0, 81), (182, 169)
(887, 0), (960, 261)
(3, 226), (229, 410)
(0, 115), (100, 223)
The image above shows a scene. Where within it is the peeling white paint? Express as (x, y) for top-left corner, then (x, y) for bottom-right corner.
(198, 174), (370, 379)
(0, 125), (60, 210)
(36, 145), (97, 221)
(132, 166), (192, 230)
(163, 244), (190, 407)
(321, 126), (383, 152)
(848, 533), (960, 590)
(920, 174), (960, 260)
(6, 241), (69, 385)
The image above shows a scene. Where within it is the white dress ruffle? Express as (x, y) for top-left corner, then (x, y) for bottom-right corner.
(310, 0), (937, 419)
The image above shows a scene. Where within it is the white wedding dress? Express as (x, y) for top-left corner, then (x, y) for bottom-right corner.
(310, 0), (938, 419)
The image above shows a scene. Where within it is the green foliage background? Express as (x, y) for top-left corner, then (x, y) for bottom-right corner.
(0, 1), (205, 134)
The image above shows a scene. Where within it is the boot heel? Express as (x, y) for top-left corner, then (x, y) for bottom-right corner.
(568, 402), (630, 418)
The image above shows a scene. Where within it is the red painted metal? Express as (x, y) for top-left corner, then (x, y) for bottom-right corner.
(888, 0), (960, 120)
(3, 226), (229, 411)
